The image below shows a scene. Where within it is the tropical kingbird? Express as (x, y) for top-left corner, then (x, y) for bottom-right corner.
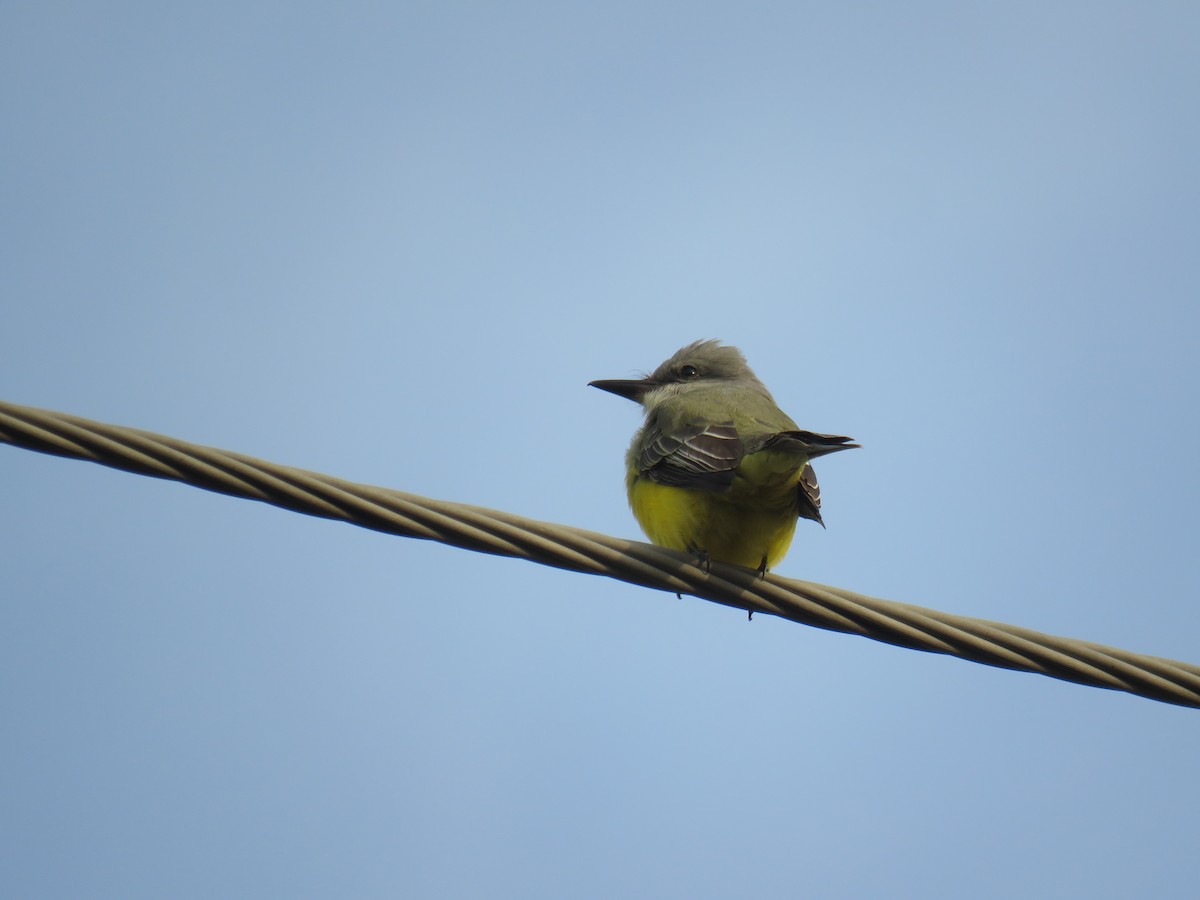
(590, 340), (857, 574)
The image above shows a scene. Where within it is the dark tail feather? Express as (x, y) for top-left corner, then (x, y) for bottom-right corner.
(764, 430), (859, 460)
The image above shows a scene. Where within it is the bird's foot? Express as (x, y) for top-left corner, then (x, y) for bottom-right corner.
(747, 555), (770, 620)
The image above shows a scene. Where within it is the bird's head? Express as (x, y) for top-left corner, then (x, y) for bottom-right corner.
(589, 340), (769, 405)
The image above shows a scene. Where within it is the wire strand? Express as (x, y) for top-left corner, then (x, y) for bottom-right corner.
(3, 399), (1198, 709)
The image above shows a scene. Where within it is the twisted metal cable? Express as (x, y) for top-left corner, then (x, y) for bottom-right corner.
(3, 398), (1198, 710)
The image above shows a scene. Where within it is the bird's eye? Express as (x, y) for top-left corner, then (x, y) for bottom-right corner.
(680, 364), (699, 378)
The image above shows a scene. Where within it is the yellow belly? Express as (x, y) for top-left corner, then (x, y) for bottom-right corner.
(627, 467), (801, 571)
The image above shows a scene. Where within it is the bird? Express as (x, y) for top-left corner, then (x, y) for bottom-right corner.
(589, 340), (857, 575)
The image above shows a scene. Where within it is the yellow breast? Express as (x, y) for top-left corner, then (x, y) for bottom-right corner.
(627, 458), (803, 570)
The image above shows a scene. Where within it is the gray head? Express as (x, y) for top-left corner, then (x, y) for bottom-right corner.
(589, 339), (771, 404)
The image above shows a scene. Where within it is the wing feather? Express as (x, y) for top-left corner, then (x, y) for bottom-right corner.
(637, 420), (743, 491)
(796, 462), (823, 525)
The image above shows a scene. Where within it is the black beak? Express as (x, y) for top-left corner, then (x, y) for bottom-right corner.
(588, 378), (654, 402)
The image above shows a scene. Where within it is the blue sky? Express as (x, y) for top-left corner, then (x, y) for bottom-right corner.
(3, 3), (1199, 898)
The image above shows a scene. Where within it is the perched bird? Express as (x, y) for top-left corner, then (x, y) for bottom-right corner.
(590, 340), (857, 574)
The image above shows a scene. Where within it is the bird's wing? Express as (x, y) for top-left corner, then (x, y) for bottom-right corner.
(636, 419), (744, 491)
(796, 462), (824, 525)
(743, 430), (858, 526)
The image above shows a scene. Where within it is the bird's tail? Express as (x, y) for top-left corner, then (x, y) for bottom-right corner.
(757, 430), (859, 459)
